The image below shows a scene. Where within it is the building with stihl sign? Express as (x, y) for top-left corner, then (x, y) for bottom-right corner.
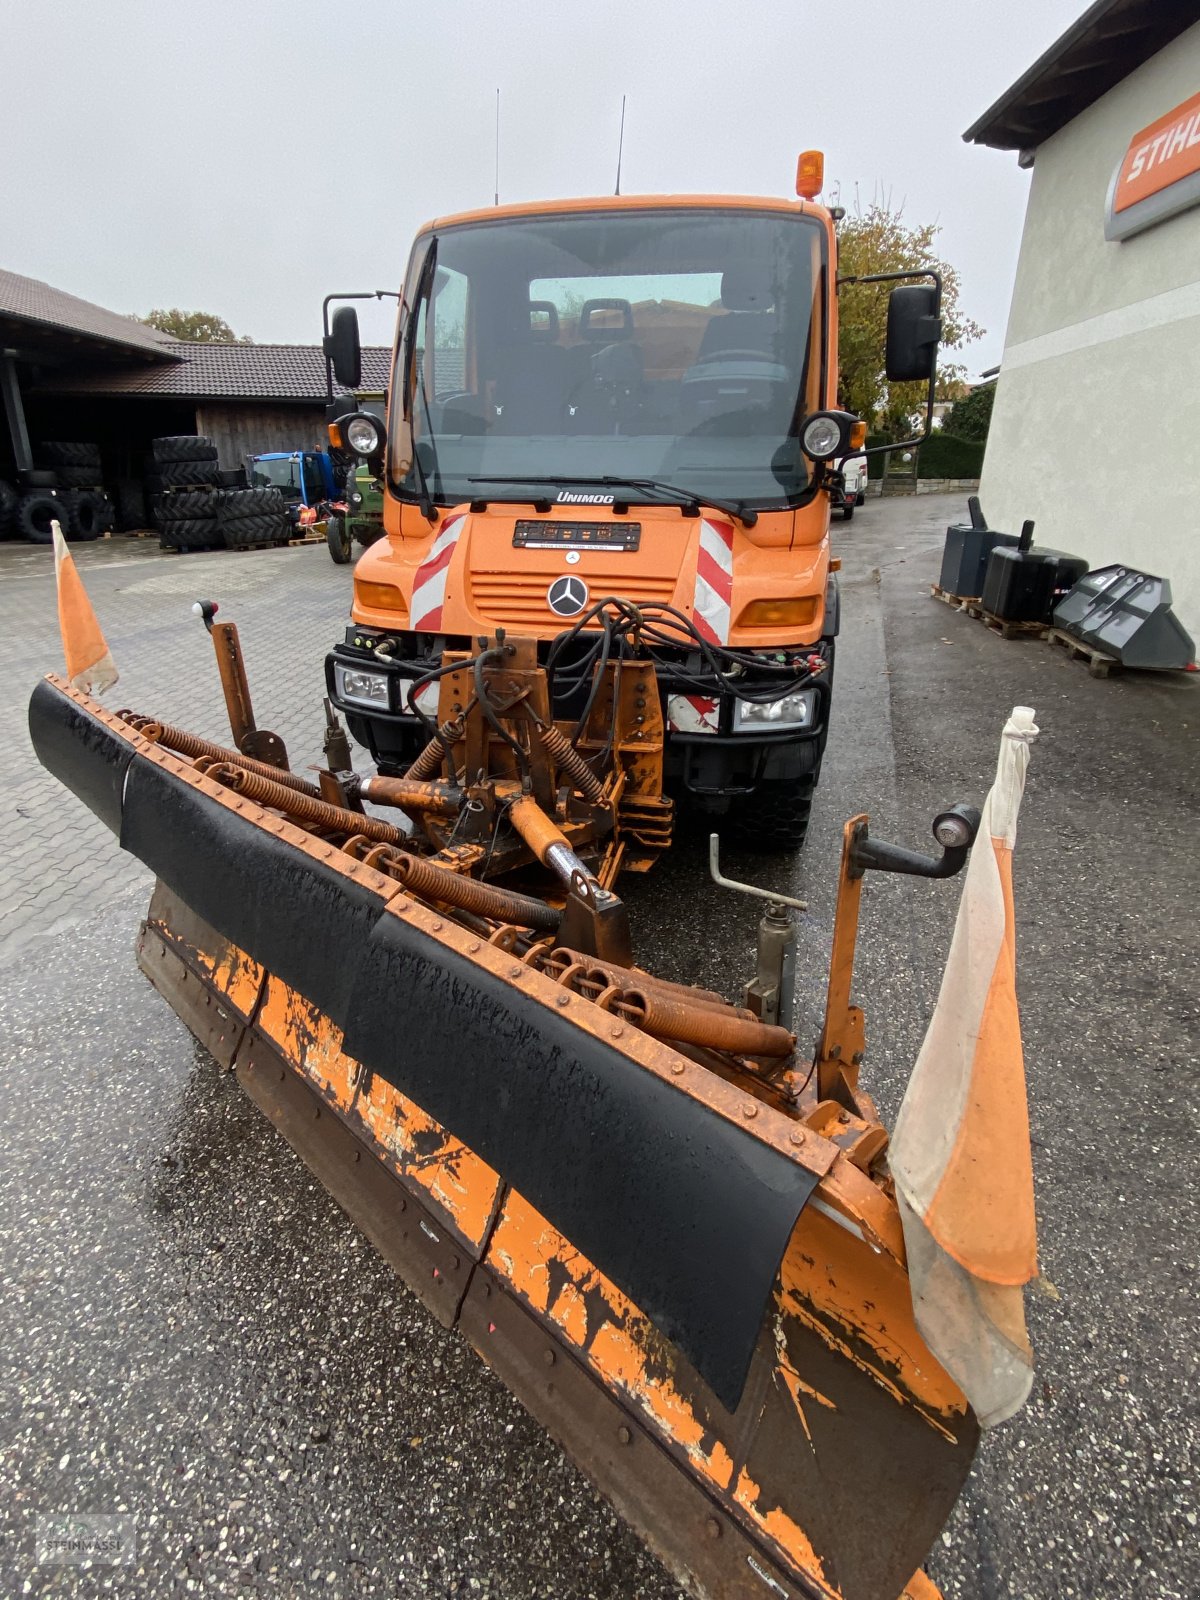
(965, 2), (1200, 634)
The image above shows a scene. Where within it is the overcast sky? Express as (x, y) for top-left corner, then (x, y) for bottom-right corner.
(4, 0), (1084, 375)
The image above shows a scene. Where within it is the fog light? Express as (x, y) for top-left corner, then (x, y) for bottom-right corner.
(333, 663), (390, 708)
(738, 597), (819, 628)
(355, 580), (406, 613)
(733, 689), (817, 731)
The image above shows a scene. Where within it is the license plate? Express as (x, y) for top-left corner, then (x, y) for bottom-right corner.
(513, 520), (641, 551)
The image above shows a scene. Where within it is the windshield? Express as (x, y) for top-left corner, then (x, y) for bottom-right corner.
(251, 457), (302, 498)
(390, 207), (826, 510)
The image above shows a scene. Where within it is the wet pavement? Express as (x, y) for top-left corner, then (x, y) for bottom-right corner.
(1, 499), (1197, 1598)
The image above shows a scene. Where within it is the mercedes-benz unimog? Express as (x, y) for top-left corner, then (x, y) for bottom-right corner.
(323, 156), (940, 847)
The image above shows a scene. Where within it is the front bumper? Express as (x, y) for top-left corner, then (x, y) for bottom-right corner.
(326, 629), (833, 791)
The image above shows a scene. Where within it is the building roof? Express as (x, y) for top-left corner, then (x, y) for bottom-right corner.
(0, 268), (178, 360)
(34, 342), (393, 402)
(963, 0), (1198, 152)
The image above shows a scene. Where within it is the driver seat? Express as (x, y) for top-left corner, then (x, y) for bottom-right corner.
(695, 264), (778, 361)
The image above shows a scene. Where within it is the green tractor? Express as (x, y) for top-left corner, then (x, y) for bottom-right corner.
(326, 456), (384, 564)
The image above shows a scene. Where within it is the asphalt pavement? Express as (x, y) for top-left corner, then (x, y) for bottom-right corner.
(1, 498), (1196, 1598)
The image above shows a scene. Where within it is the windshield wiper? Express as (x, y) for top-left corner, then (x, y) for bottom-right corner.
(403, 237), (439, 521)
(470, 475), (758, 529)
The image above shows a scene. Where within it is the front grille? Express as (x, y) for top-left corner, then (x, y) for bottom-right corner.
(470, 571), (679, 629)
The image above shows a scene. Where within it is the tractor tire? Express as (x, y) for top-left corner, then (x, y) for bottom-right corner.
(154, 487), (221, 523)
(17, 491), (66, 544)
(150, 435), (218, 465)
(56, 465), (103, 489)
(94, 490), (116, 534)
(42, 441), (101, 468)
(60, 489), (104, 541)
(219, 514), (282, 548)
(0, 479), (18, 539)
(165, 517), (219, 548)
(218, 486), (285, 517)
(114, 479), (146, 531)
(725, 776), (816, 852)
(326, 515), (353, 563)
(153, 459), (221, 489)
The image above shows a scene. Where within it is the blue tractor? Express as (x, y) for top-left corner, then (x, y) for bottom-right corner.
(248, 450), (342, 529)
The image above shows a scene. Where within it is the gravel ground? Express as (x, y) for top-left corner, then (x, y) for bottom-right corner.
(0, 498), (1196, 1598)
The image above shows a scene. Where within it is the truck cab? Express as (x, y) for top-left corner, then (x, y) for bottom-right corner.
(250, 450), (338, 515)
(324, 178), (939, 847)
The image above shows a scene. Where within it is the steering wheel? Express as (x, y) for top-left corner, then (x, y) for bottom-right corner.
(691, 348), (780, 366)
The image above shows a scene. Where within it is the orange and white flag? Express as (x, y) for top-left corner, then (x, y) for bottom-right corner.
(890, 706), (1039, 1427)
(52, 520), (119, 694)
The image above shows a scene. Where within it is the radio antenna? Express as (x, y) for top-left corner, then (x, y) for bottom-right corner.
(494, 88), (500, 206)
(614, 95), (626, 196)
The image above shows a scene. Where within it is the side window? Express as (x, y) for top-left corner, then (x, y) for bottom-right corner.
(302, 455), (325, 502)
(430, 266), (468, 398)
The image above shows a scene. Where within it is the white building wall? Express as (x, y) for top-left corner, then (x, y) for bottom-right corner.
(980, 21), (1200, 639)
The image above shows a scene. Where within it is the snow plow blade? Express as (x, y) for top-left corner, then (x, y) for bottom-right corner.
(30, 671), (981, 1600)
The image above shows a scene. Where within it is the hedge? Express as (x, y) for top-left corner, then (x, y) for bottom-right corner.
(914, 433), (985, 479)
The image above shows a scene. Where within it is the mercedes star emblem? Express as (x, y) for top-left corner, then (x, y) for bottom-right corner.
(547, 575), (589, 617)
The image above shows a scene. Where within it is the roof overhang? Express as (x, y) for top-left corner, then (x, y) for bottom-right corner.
(963, 0), (1198, 153)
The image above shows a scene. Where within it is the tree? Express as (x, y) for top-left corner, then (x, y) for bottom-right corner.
(836, 203), (982, 434)
(138, 308), (253, 343)
(944, 382), (996, 442)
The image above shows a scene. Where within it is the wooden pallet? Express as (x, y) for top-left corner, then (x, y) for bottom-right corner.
(1043, 626), (1119, 678)
(930, 583), (978, 610)
(965, 604), (1047, 641)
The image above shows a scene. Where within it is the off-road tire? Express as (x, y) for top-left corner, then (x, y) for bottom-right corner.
(94, 490), (116, 534)
(42, 441), (101, 468)
(0, 479), (18, 538)
(326, 515), (352, 563)
(60, 488), (104, 541)
(18, 491), (66, 544)
(355, 521), (384, 550)
(154, 488), (221, 524)
(151, 460), (221, 489)
(726, 776), (816, 852)
(163, 517), (219, 548)
(56, 465), (104, 489)
(218, 486), (286, 518)
(150, 435), (218, 465)
(114, 479), (147, 531)
(220, 514), (282, 549)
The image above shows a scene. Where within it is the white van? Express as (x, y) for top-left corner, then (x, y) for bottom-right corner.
(836, 455), (868, 520)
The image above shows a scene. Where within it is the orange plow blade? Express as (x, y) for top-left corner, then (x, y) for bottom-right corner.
(30, 674), (980, 1600)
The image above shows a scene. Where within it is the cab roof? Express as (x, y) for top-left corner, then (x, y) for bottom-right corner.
(425, 192), (826, 233)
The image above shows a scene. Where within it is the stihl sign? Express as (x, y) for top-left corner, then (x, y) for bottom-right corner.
(1106, 89), (1200, 241)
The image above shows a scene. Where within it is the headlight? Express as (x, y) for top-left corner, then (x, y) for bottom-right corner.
(333, 662), (390, 708)
(345, 414), (383, 455)
(800, 409), (857, 462)
(733, 688), (817, 731)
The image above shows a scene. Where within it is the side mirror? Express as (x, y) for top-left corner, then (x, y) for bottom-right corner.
(885, 285), (941, 383)
(326, 306), (362, 389)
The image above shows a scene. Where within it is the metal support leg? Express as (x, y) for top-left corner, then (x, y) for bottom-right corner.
(0, 353), (33, 475)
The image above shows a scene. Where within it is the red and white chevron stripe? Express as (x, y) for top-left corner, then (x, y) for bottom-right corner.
(410, 513), (467, 631)
(690, 518), (734, 646)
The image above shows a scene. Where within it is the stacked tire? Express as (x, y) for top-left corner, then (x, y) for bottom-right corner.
(28, 443), (114, 541)
(216, 486), (289, 549)
(148, 436), (221, 550)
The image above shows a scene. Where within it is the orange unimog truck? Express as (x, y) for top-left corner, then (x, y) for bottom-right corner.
(323, 155), (940, 849)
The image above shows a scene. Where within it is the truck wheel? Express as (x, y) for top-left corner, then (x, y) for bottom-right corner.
(727, 777), (815, 851)
(17, 491), (65, 544)
(327, 515), (352, 564)
(840, 502), (855, 521)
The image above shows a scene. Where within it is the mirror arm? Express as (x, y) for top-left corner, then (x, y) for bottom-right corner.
(836, 268), (943, 462)
(321, 290), (401, 405)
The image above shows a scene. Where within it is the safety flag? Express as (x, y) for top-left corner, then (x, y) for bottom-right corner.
(890, 706), (1039, 1428)
(52, 520), (119, 695)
